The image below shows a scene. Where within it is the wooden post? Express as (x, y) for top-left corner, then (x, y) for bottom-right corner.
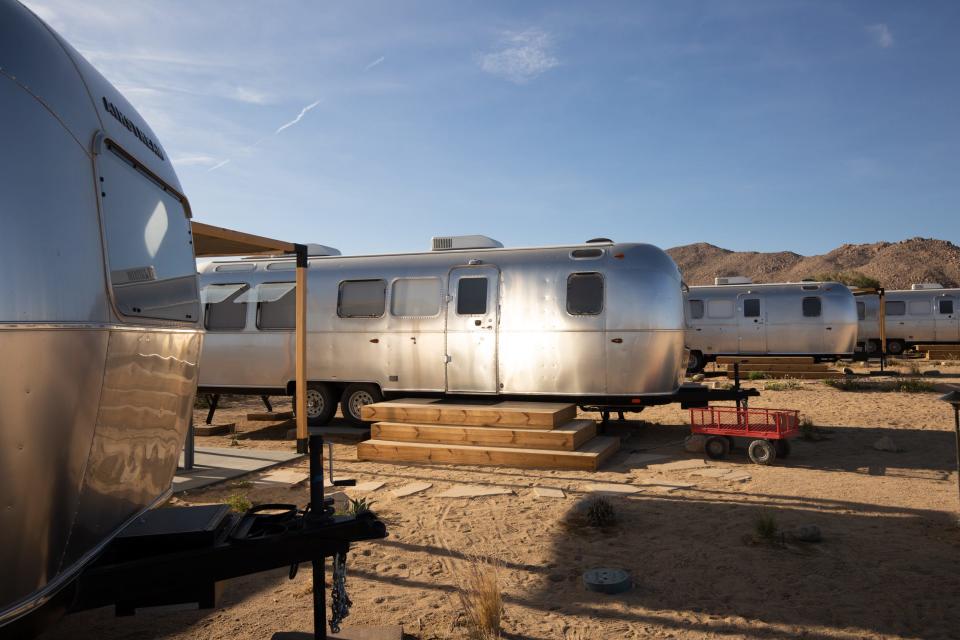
(878, 288), (887, 371)
(295, 244), (309, 454)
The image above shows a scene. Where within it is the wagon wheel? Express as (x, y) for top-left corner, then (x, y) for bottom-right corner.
(705, 436), (729, 460)
(774, 439), (791, 459)
(747, 439), (777, 465)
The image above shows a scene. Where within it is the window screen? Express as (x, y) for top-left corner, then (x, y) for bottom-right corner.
(885, 301), (906, 316)
(940, 299), (955, 315)
(392, 278), (441, 317)
(909, 300), (930, 316)
(338, 280), (385, 317)
(205, 284), (248, 330)
(258, 284), (296, 329)
(802, 297), (822, 317)
(689, 299), (704, 319)
(99, 145), (199, 322)
(567, 273), (604, 315)
(857, 301), (865, 321)
(707, 299), (734, 319)
(457, 278), (488, 315)
(743, 298), (760, 318)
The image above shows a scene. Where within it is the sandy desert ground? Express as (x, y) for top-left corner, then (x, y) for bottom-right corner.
(41, 363), (960, 640)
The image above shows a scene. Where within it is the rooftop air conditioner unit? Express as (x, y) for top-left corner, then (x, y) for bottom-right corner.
(431, 235), (503, 251)
(911, 283), (943, 290)
(714, 276), (753, 286)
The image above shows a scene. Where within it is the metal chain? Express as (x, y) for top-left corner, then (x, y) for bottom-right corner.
(330, 552), (352, 633)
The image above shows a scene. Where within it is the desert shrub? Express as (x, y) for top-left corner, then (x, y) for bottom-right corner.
(766, 380), (802, 391)
(225, 493), (251, 513)
(585, 496), (617, 528)
(349, 496), (376, 515)
(457, 556), (503, 640)
(810, 271), (881, 289)
(747, 371), (770, 380)
(892, 378), (935, 393)
(754, 513), (779, 541)
(823, 378), (867, 391)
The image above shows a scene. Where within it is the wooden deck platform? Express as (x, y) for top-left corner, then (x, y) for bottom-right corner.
(361, 399), (575, 429)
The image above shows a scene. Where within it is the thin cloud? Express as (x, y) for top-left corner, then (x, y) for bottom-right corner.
(207, 159), (231, 172)
(866, 24), (894, 48)
(364, 56), (386, 71)
(172, 154), (219, 167)
(275, 99), (322, 134)
(479, 28), (559, 84)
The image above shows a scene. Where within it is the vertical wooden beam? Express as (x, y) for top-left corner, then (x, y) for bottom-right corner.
(295, 244), (309, 454)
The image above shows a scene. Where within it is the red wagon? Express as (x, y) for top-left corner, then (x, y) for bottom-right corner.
(689, 406), (800, 465)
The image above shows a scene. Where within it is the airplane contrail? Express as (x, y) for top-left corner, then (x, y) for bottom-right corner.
(275, 99), (322, 134)
(365, 56), (385, 71)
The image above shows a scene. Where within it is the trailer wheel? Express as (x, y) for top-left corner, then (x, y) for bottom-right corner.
(866, 340), (880, 354)
(341, 383), (383, 426)
(774, 439), (791, 458)
(705, 436), (729, 460)
(747, 439), (776, 465)
(886, 339), (905, 356)
(304, 383), (336, 426)
(687, 351), (706, 374)
(724, 436), (736, 452)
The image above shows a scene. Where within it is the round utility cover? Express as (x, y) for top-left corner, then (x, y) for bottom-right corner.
(582, 568), (631, 594)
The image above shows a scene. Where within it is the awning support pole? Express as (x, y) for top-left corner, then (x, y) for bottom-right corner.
(295, 244), (309, 455)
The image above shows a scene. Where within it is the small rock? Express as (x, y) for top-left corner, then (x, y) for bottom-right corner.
(793, 524), (822, 543)
(873, 436), (903, 452)
(691, 374), (705, 382)
(684, 434), (707, 453)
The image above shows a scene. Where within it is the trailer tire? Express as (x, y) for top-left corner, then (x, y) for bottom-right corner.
(866, 340), (880, 354)
(304, 383), (336, 427)
(724, 436), (736, 452)
(705, 436), (729, 460)
(774, 439), (791, 458)
(748, 439), (776, 465)
(687, 351), (706, 374)
(341, 383), (383, 426)
(886, 340), (905, 356)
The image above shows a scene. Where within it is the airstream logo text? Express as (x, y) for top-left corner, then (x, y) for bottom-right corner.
(101, 97), (165, 161)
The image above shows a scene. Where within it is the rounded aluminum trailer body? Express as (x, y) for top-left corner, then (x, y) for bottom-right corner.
(858, 289), (960, 348)
(685, 282), (858, 359)
(0, 1), (201, 626)
(198, 242), (686, 399)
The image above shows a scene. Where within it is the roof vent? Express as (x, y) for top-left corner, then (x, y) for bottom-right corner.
(910, 282), (943, 290)
(714, 276), (753, 286)
(586, 237), (613, 243)
(431, 235), (503, 251)
(306, 243), (341, 256)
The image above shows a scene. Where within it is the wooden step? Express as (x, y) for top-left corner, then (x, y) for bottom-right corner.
(361, 399), (576, 429)
(716, 356), (815, 365)
(913, 344), (960, 352)
(723, 363), (833, 372)
(726, 370), (843, 380)
(356, 436), (620, 471)
(370, 419), (596, 451)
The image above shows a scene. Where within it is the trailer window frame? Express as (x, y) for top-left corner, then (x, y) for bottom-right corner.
(391, 277), (442, 318)
(689, 299), (705, 320)
(940, 299), (955, 315)
(337, 279), (386, 318)
(802, 296), (822, 318)
(885, 301), (906, 316)
(908, 300), (931, 316)
(456, 277), (489, 316)
(743, 298), (761, 318)
(856, 301), (866, 320)
(707, 299), (734, 319)
(566, 272), (604, 316)
(204, 282), (250, 331)
(256, 281), (297, 330)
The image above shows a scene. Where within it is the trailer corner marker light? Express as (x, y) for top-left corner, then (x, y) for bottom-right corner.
(614, 253), (625, 259)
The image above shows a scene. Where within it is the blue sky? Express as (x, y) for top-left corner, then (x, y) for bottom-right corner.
(26, 0), (960, 255)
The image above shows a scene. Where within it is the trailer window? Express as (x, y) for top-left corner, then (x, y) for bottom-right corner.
(940, 299), (955, 315)
(215, 263), (255, 272)
(99, 145), (199, 322)
(743, 298), (760, 318)
(338, 279), (386, 318)
(566, 272), (604, 315)
(258, 283), (296, 330)
(908, 300), (930, 315)
(457, 278), (488, 315)
(802, 297), (822, 318)
(205, 284), (248, 330)
(707, 299), (734, 319)
(689, 299), (704, 320)
(392, 278), (441, 317)
(885, 301), (905, 316)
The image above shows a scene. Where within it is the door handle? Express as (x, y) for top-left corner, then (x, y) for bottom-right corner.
(611, 338), (623, 344)
(826, 327), (832, 331)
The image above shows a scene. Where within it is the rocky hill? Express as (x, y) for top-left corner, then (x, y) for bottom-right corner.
(667, 237), (960, 289)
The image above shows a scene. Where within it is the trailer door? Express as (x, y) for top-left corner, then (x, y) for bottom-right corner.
(737, 294), (767, 353)
(446, 266), (499, 393)
(935, 296), (958, 342)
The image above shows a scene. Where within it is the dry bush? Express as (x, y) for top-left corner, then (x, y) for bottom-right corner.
(456, 556), (503, 640)
(585, 496), (617, 528)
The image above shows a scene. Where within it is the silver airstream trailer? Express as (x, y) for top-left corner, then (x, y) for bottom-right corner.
(684, 279), (858, 372)
(197, 237), (687, 424)
(1, 1), (201, 628)
(856, 284), (960, 355)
